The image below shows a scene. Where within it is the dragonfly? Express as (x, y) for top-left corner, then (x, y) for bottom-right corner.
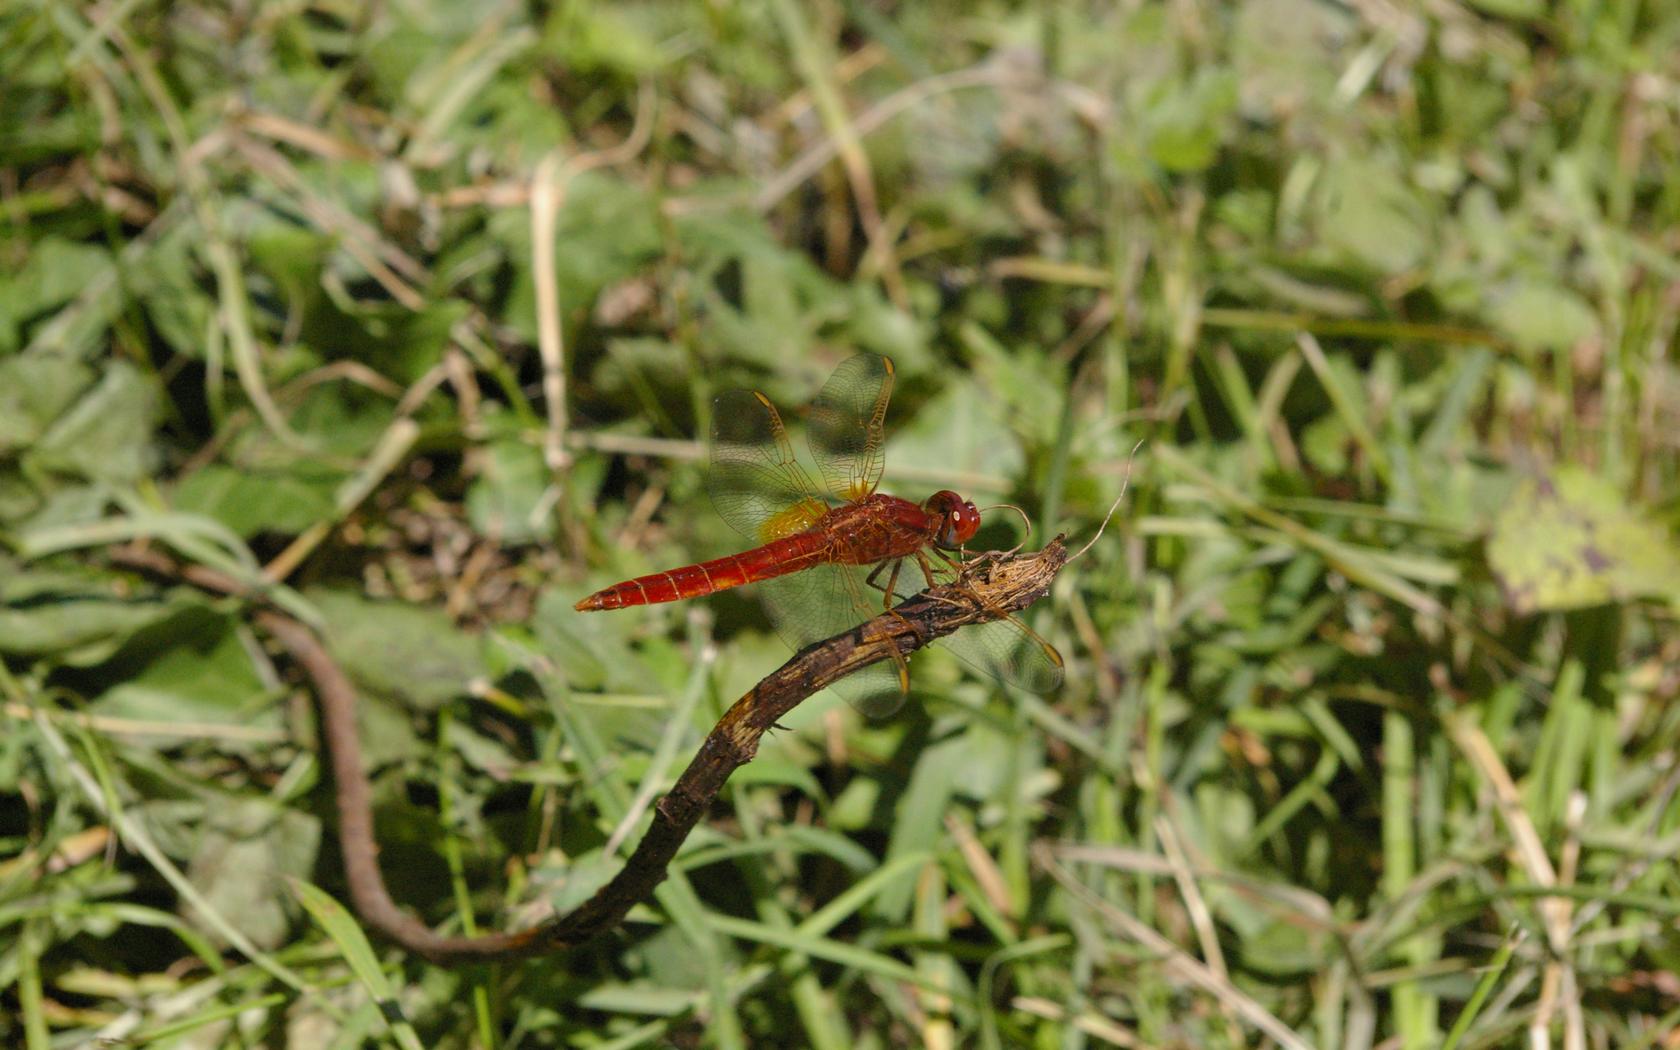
(574, 352), (1062, 716)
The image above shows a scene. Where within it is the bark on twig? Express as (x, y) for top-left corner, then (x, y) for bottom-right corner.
(113, 539), (1068, 965)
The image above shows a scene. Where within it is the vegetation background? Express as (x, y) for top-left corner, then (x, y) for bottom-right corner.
(4, 0), (1679, 1046)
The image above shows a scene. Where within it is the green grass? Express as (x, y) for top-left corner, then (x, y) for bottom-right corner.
(4, 0), (1680, 1046)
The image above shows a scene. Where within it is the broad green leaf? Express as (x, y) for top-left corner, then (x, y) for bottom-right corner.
(546, 3), (669, 75)
(728, 758), (827, 800)
(885, 374), (1024, 489)
(29, 361), (158, 484)
(0, 355), (94, 453)
(309, 589), (485, 710)
(1317, 158), (1431, 275)
(188, 800), (321, 951)
(447, 719), (520, 775)
(962, 324), (1065, 447)
(843, 286), (929, 366)
(1300, 414), (1350, 475)
(0, 566), (206, 666)
(1226, 912), (1330, 978)
(1145, 69), (1238, 173)
(1232, 0), (1350, 119)
(91, 612), (278, 738)
(529, 587), (645, 694)
(10, 238), (113, 325)
(873, 725), (968, 921)
(533, 848), (622, 915)
(135, 230), (217, 361)
(466, 436), (551, 543)
(172, 464), (338, 538)
(1488, 468), (1680, 613)
(0, 466), (41, 522)
(246, 224), (334, 319)
(1487, 281), (1599, 354)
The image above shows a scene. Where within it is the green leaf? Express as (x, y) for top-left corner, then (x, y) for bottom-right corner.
(545, 3), (669, 75)
(1487, 281), (1599, 354)
(0, 355), (95, 453)
(10, 238), (114, 325)
(1232, 0), (1350, 119)
(290, 879), (425, 1050)
(0, 465), (42, 523)
(246, 224), (334, 320)
(91, 611), (278, 740)
(670, 210), (866, 370)
(0, 566), (206, 665)
(309, 589), (486, 710)
(135, 230), (217, 361)
(529, 587), (645, 694)
(465, 436), (549, 543)
(873, 726), (968, 921)
(1465, 0), (1543, 17)
(172, 464), (338, 538)
(1144, 69), (1237, 173)
(1227, 912), (1330, 977)
(188, 800), (321, 951)
(1317, 158), (1431, 275)
(28, 360), (158, 484)
(1487, 467), (1680, 613)
(533, 848), (623, 914)
(498, 173), (663, 345)
(885, 373), (1024, 488)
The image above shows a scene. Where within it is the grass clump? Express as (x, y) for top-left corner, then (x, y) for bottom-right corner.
(2, 1), (1678, 1047)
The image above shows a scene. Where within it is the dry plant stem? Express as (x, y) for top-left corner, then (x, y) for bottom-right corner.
(113, 539), (1068, 966)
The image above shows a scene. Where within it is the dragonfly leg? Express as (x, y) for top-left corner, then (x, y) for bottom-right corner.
(860, 611), (913, 694)
(856, 559), (914, 696)
(925, 548), (1062, 671)
(881, 559), (903, 610)
(863, 558), (906, 605)
(913, 549), (940, 589)
(914, 549), (975, 611)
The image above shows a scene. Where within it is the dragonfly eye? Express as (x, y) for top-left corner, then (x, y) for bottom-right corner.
(927, 490), (980, 548)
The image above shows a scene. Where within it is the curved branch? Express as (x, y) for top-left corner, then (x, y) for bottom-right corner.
(114, 539), (1069, 965)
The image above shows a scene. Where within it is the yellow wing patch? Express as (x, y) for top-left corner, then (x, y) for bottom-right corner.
(758, 498), (828, 541)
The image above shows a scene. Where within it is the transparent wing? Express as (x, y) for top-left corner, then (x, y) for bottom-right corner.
(708, 373), (904, 715)
(880, 557), (1066, 696)
(710, 388), (831, 543)
(756, 561), (910, 719)
(807, 353), (894, 503)
(938, 616), (1065, 695)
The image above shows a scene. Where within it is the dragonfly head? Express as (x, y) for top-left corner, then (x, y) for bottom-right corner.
(925, 490), (981, 549)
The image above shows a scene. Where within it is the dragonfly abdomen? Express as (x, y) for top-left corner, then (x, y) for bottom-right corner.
(574, 533), (830, 611)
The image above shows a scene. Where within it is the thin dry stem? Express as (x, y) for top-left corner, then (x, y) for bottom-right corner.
(114, 538), (1068, 965)
(1071, 438), (1146, 562)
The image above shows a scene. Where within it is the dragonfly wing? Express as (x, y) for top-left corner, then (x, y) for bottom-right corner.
(935, 615), (1066, 695)
(710, 388), (830, 543)
(709, 375), (903, 715)
(807, 353), (894, 502)
(880, 558), (1065, 695)
(754, 560), (909, 719)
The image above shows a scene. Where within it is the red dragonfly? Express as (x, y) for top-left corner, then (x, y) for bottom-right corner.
(575, 353), (1062, 716)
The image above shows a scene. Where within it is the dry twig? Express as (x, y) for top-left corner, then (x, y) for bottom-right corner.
(114, 538), (1068, 965)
